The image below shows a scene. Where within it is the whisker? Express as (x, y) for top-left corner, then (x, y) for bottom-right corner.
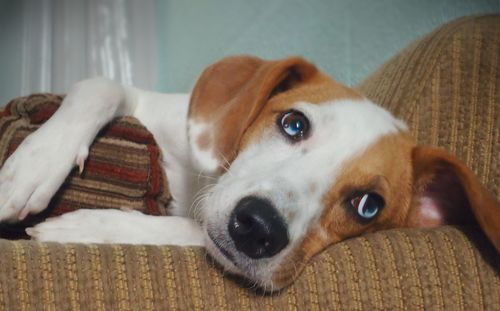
(189, 182), (218, 218)
(214, 149), (234, 176)
(190, 193), (211, 219)
(182, 171), (218, 180)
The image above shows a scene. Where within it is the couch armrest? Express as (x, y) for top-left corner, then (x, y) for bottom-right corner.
(356, 15), (499, 198)
(0, 226), (498, 310)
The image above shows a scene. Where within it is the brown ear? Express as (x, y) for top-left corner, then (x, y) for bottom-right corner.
(409, 146), (500, 251)
(187, 55), (323, 173)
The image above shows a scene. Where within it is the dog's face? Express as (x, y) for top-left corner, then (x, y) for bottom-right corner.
(187, 56), (499, 290)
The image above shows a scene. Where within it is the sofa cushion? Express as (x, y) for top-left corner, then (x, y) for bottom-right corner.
(0, 94), (171, 238)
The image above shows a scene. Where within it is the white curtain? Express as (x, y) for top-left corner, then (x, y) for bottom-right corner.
(20, 0), (156, 95)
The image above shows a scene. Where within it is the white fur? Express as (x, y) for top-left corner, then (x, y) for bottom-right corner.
(129, 90), (203, 216)
(0, 77), (204, 226)
(0, 77), (407, 287)
(188, 120), (220, 174)
(27, 209), (204, 245)
(0, 78), (128, 222)
(201, 99), (406, 282)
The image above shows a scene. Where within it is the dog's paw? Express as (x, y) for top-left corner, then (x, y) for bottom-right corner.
(0, 127), (89, 223)
(27, 208), (205, 246)
(26, 209), (129, 243)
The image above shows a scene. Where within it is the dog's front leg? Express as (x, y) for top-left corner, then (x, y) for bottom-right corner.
(0, 78), (136, 222)
(26, 209), (205, 246)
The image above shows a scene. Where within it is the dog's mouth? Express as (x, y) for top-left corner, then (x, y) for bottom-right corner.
(201, 196), (295, 290)
(205, 227), (270, 279)
(205, 225), (291, 290)
(207, 231), (236, 264)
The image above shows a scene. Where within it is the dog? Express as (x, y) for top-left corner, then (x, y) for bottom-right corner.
(0, 56), (498, 291)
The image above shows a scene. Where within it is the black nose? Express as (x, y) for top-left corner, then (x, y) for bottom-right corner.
(228, 196), (289, 259)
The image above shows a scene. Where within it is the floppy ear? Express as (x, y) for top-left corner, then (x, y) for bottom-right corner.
(409, 146), (500, 251)
(187, 55), (322, 173)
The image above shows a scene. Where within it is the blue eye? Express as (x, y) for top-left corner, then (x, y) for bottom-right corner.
(279, 110), (310, 141)
(350, 193), (385, 220)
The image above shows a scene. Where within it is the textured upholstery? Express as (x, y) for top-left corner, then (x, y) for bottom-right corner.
(356, 14), (499, 198)
(0, 15), (498, 310)
(0, 226), (497, 310)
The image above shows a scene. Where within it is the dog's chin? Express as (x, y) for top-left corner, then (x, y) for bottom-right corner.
(204, 229), (284, 291)
(204, 231), (240, 274)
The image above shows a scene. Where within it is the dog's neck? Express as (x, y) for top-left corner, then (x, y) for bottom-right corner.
(133, 91), (207, 217)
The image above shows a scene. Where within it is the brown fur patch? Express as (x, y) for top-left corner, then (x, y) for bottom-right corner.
(189, 56), (328, 165)
(409, 147), (500, 251)
(239, 80), (363, 151)
(272, 226), (332, 287)
(188, 55), (499, 288)
(188, 55), (363, 166)
(273, 133), (500, 287)
(271, 133), (416, 287)
(319, 134), (415, 239)
(196, 132), (211, 150)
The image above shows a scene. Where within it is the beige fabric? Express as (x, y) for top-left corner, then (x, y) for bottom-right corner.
(357, 14), (499, 198)
(0, 226), (497, 311)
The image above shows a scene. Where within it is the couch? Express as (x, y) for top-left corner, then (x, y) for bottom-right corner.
(0, 15), (498, 310)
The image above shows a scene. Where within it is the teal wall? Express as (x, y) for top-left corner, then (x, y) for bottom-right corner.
(0, 0), (24, 104)
(0, 0), (499, 104)
(154, 0), (499, 93)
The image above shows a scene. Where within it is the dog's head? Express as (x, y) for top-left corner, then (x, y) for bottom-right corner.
(187, 56), (499, 290)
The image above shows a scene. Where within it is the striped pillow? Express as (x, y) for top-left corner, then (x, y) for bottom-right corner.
(0, 94), (171, 238)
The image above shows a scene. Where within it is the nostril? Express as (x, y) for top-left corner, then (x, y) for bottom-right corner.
(228, 196), (289, 259)
(233, 213), (254, 235)
(259, 238), (271, 249)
